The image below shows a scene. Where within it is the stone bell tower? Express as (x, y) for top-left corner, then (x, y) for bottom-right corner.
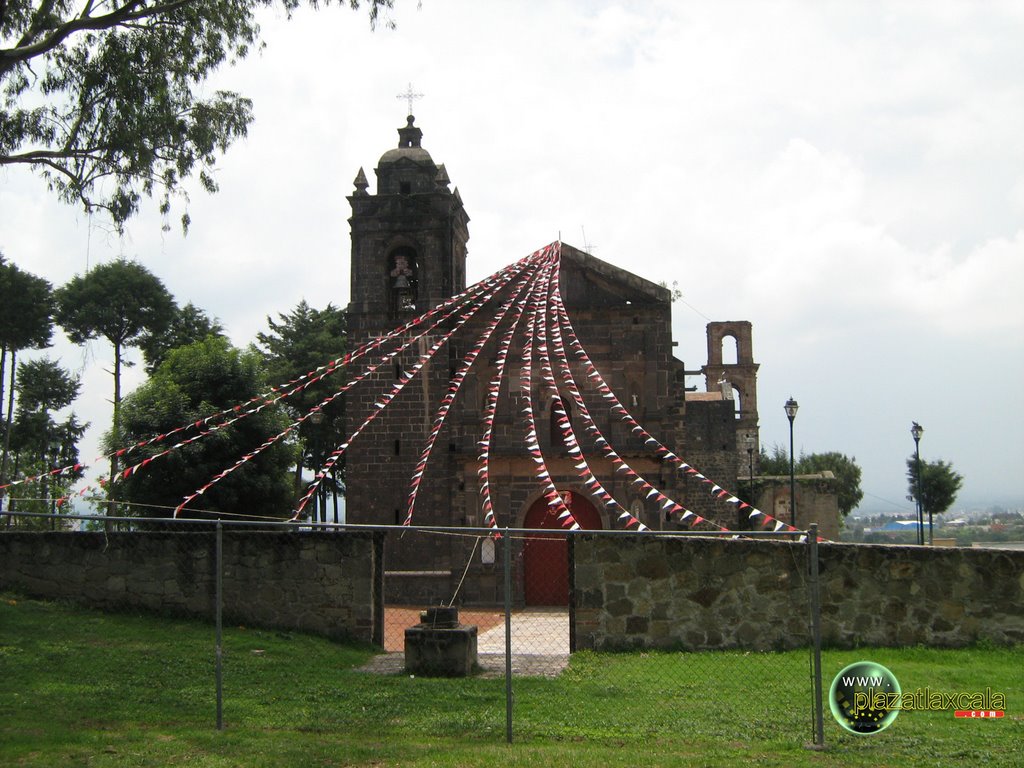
(347, 115), (470, 346)
(343, 115), (472, 594)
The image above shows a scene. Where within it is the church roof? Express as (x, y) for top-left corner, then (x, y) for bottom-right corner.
(559, 243), (672, 306)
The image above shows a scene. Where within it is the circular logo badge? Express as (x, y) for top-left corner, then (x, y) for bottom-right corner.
(829, 661), (902, 735)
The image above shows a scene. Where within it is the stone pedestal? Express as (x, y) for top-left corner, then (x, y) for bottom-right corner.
(404, 607), (479, 677)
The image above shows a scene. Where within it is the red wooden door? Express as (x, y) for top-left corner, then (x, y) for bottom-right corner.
(523, 491), (602, 606)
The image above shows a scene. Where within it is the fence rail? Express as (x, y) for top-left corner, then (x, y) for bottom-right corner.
(0, 510), (826, 746)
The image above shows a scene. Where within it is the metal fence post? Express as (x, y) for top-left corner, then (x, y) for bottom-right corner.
(807, 523), (825, 748)
(567, 531), (576, 653)
(504, 528), (513, 744)
(215, 521), (224, 731)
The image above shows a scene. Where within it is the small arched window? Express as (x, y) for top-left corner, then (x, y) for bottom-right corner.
(720, 334), (739, 365)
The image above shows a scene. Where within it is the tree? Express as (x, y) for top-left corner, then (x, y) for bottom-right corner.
(140, 301), (224, 374)
(255, 300), (346, 519)
(15, 356), (80, 413)
(757, 443), (791, 476)
(907, 457), (963, 519)
(4, 357), (85, 528)
(0, 256), (54, 502)
(0, 0), (393, 230)
(54, 259), (175, 510)
(799, 452), (863, 517)
(115, 335), (296, 518)
(757, 444), (864, 517)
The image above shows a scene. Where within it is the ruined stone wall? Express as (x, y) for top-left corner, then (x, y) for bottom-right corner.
(754, 476), (841, 540)
(681, 399), (740, 524)
(572, 534), (1024, 650)
(0, 531), (384, 644)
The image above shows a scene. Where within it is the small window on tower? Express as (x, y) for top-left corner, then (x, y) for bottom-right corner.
(400, 181), (411, 195)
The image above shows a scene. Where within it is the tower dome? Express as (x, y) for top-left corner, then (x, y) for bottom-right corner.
(374, 116), (440, 195)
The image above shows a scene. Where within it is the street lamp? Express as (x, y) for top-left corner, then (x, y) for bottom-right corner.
(309, 410), (325, 524)
(785, 398), (799, 528)
(911, 422), (925, 545)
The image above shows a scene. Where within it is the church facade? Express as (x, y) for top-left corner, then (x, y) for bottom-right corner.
(343, 116), (760, 606)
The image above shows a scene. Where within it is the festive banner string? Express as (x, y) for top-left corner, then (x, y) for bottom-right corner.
(27, 239), (811, 544)
(545, 283), (716, 531)
(476, 250), (557, 532)
(542, 279), (651, 531)
(175, 254), (548, 517)
(529, 263), (647, 531)
(289, 249), (555, 520)
(2, 248), (546, 504)
(404, 260), (543, 525)
(551, 288), (804, 540)
(515, 244), (577, 530)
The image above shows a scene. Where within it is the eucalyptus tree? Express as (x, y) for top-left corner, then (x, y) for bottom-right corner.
(55, 259), (175, 510)
(0, 0), (394, 230)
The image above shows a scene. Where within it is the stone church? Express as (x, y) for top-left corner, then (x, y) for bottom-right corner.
(343, 116), (762, 605)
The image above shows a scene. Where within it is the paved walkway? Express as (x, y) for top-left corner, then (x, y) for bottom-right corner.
(360, 607), (570, 678)
(477, 608), (569, 655)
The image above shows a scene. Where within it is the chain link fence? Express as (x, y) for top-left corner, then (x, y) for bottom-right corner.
(1, 510), (825, 746)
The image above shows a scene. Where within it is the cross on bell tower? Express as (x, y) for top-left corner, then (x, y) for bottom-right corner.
(396, 82), (423, 117)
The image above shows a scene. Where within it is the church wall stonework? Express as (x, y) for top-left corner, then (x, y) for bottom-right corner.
(572, 534), (1024, 650)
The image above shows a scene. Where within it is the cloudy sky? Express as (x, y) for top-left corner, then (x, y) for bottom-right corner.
(2, 0), (1022, 515)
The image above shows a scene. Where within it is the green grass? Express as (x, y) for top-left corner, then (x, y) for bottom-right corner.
(1, 593), (1021, 767)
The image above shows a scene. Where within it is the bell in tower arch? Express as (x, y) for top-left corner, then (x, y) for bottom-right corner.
(388, 248), (418, 314)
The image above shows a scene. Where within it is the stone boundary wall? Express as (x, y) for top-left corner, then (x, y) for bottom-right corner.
(0, 531), (384, 645)
(572, 534), (1024, 650)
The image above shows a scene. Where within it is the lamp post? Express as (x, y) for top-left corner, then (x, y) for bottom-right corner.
(309, 410), (325, 524)
(911, 422), (924, 545)
(785, 398), (799, 528)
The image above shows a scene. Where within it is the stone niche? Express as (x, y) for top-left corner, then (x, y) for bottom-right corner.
(404, 607), (479, 676)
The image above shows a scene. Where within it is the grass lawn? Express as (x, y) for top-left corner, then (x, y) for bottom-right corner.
(1, 593), (1021, 767)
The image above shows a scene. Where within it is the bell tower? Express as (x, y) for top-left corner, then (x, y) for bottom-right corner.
(347, 115), (470, 344)
(344, 114), (471, 572)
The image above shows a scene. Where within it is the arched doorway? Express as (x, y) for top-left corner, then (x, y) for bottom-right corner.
(523, 490), (602, 606)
